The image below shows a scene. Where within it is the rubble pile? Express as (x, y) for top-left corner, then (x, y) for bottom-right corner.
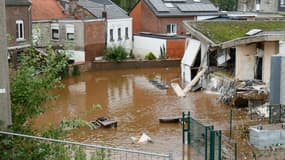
(218, 80), (269, 106)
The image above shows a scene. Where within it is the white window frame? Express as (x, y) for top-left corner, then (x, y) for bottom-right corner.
(281, 0), (285, 6)
(110, 29), (114, 41)
(65, 24), (75, 41)
(118, 28), (122, 41)
(125, 27), (129, 39)
(51, 23), (60, 41)
(16, 20), (24, 41)
(167, 23), (177, 35)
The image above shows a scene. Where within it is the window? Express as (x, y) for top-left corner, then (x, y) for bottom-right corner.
(16, 20), (24, 41)
(125, 27), (129, 39)
(166, 24), (177, 34)
(51, 23), (60, 40)
(110, 29), (114, 41)
(118, 28), (122, 41)
(66, 24), (75, 40)
(281, 0), (285, 6)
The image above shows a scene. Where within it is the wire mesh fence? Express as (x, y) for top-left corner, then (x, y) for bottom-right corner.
(0, 131), (173, 160)
(269, 104), (285, 123)
(182, 112), (237, 160)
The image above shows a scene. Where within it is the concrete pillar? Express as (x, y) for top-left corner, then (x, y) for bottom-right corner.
(0, 0), (12, 128)
(279, 41), (285, 56)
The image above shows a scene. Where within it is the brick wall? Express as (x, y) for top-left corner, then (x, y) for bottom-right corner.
(6, 6), (31, 46)
(130, 0), (194, 34)
(166, 39), (185, 59)
(84, 20), (106, 61)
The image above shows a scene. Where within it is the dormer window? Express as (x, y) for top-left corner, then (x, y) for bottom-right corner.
(16, 20), (24, 41)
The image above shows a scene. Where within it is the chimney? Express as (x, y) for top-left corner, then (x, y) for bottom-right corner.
(69, 0), (78, 16)
(102, 11), (107, 19)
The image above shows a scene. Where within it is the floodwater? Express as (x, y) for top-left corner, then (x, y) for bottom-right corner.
(33, 67), (260, 159)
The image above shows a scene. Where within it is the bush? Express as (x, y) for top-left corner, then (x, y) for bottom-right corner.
(144, 52), (156, 60)
(103, 46), (128, 62)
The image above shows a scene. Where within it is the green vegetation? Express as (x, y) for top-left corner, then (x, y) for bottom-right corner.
(144, 52), (156, 60)
(0, 46), (110, 160)
(159, 44), (166, 59)
(104, 45), (128, 62)
(112, 0), (138, 12)
(192, 21), (285, 44)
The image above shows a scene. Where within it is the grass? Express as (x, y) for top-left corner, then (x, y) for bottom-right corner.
(191, 21), (285, 44)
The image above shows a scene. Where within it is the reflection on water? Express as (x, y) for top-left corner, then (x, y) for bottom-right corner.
(33, 67), (237, 159)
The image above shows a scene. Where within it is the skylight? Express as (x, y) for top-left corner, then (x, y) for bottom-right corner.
(165, 3), (175, 8)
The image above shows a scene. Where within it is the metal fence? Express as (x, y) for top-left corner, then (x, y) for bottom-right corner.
(182, 112), (237, 160)
(0, 131), (173, 160)
(269, 104), (285, 123)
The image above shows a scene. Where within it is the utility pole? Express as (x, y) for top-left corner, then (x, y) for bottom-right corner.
(0, 0), (12, 129)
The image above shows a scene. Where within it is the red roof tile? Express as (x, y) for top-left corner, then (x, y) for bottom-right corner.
(32, 0), (68, 21)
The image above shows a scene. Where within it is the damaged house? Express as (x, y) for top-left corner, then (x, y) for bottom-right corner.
(182, 20), (285, 106)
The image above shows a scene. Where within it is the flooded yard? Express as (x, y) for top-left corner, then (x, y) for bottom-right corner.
(32, 67), (280, 159)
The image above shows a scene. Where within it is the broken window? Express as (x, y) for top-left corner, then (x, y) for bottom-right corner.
(16, 20), (24, 41)
(51, 23), (60, 40)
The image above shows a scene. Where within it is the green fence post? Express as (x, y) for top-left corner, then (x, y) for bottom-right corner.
(187, 112), (191, 145)
(234, 142), (237, 160)
(182, 112), (185, 144)
(230, 109), (233, 140)
(210, 130), (215, 160)
(218, 130), (222, 160)
(205, 127), (208, 160)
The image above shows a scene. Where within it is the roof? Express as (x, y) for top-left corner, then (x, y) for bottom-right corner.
(32, 0), (68, 21)
(135, 32), (187, 39)
(184, 20), (285, 48)
(5, 0), (31, 6)
(185, 21), (285, 44)
(78, 0), (130, 19)
(143, 0), (219, 17)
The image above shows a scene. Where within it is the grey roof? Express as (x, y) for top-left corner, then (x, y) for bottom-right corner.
(144, 0), (220, 17)
(5, 0), (31, 6)
(78, 0), (129, 19)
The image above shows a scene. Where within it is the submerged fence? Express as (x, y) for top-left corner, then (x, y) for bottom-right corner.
(269, 104), (285, 123)
(182, 112), (237, 160)
(0, 131), (173, 160)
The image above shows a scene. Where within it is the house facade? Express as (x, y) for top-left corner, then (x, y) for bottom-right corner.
(76, 0), (133, 52)
(32, 0), (106, 62)
(5, 0), (32, 67)
(237, 0), (285, 12)
(130, 0), (219, 35)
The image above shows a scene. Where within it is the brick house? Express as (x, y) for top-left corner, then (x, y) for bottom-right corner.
(32, 0), (106, 62)
(5, 0), (32, 67)
(129, 0), (219, 35)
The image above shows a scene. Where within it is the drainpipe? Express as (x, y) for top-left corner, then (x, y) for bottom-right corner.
(102, 5), (107, 53)
(28, 5), (32, 44)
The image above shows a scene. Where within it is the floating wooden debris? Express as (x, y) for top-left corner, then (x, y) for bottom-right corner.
(149, 79), (169, 90)
(90, 117), (118, 129)
(159, 116), (181, 123)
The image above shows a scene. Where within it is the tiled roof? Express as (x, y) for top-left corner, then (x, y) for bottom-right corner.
(144, 0), (219, 17)
(32, 0), (68, 21)
(78, 0), (129, 19)
(5, 0), (31, 6)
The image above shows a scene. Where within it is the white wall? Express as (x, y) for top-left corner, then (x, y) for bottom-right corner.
(107, 18), (132, 51)
(263, 42), (278, 84)
(65, 50), (85, 63)
(236, 44), (256, 80)
(133, 36), (166, 59)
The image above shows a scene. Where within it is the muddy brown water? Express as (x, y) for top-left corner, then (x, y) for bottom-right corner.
(33, 67), (266, 159)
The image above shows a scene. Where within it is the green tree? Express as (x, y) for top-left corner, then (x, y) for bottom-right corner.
(217, 0), (236, 11)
